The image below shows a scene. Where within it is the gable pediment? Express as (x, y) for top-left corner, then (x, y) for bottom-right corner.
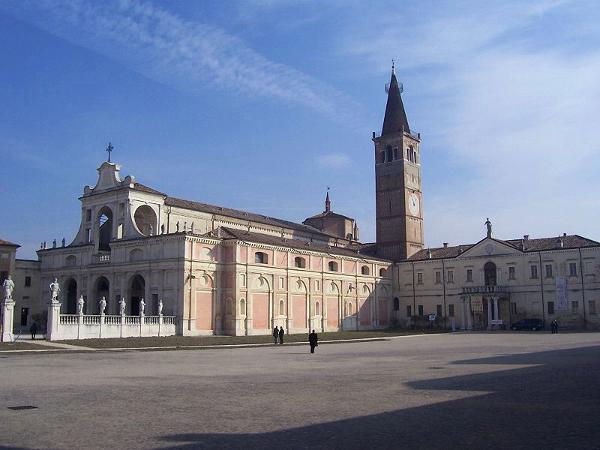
(458, 237), (522, 258)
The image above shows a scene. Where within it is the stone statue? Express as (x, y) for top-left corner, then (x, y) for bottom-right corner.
(176, 221), (180, 232)
(160, 224), (165, 234)
(139, 298), (145, 316)
(99, 296), (107, 315)
(184, 221), (187, 231)
(158, 299), (163, 315)
(191, 222), (194, 233)
(49, 278), (61, 302)
(3, 276), (15, 301)
(52, 239), (57, 248)
(62, 238), (66, 247)
(485, 218), (492, 238)
(119, 297), (126, 315)
(149, 224), (154, 236)
(77, 295), (85, 314)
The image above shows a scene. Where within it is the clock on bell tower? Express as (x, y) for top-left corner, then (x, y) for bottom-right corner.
(373, 64), (424, 261)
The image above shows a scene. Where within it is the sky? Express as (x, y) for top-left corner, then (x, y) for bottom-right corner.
(1, 0), (600, 259)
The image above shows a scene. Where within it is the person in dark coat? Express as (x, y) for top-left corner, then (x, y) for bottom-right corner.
(278, 326), (285, 344)
(309, 330), (318, 353)
(273, 326), (279, 344)
(30, 322), (38, 340)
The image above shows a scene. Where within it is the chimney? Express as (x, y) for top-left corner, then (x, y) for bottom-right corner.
(523, 235), (529, 240)
(563, 232), (567, 237)
(443, 242), (448, 248)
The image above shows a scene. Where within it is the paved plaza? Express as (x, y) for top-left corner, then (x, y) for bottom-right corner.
(1, 333), (600, 449)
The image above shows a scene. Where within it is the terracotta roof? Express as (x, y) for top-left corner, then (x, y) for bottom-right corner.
(132, 182), (166, 196)
(207, 227), (389, 261)
(304, 210), (354, 221)
(381, 70), (410, 136)
(408, 235), (600, 261)
(165, 197), (332, 238)
(0, 239), (20, 247)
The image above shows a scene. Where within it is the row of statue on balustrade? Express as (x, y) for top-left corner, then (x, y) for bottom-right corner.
(2, 276), (163, 317)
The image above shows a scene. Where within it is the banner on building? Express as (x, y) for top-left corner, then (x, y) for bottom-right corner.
(556, 277), (568, 310)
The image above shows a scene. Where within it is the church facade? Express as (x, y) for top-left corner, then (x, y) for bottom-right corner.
(3, 67), (600, 337)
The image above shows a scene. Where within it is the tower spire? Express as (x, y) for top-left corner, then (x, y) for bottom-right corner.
(325, 188), (331, 212)
(381, 66), (410, 136)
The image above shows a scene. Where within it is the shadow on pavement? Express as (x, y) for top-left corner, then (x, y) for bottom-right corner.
(159, 346), (600, 450)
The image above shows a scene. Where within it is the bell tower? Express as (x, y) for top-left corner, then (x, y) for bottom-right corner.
(373, 65), (424, 261)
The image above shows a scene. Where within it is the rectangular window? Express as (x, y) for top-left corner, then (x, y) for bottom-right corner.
(86, 228), (92, 243)
(417, 272), (423, 285)
(589, 300), (597, 315)
(569, 262), (577, 277)
(545, 264), (553, 278)
(406, 305), (412, 317)
(117, 223), (124, 239)
(418, 305), (424, 317)
(240, 273), (246, 287)
(25, 276), (31, 287)
(315, 280), (320, 291)
(435, 271), (441, 284)
(279, 277), (284, 289)
(448, 304), (455, 317)
(511, 302), (517, 314)
(436, 304), (442, 316)
(466, 269), (473, 282)
(86, 209), (91, 222)
(20, 307), (29, 326)
(530, 265), (538, 279)
(508, 266), (515, 280)
(152, 293), (159, 315)
(571, 301), (579, 313)
(547, 301), (554, 315)
(447, 270), (454, 284)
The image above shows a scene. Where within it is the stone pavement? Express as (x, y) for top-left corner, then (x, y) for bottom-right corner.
(1, 332), (599, 449)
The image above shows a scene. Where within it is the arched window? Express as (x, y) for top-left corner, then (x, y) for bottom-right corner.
(255, 252), (268, 264)
(279, 299), (285, 315)
(134, 205), (157, 236)
(361, 265), (370, 275)
(328, 261), (339, 272)
(379, 268), (387, 277)
(97, 207), (113, 251)
(393, 297), (400, 311)
(315, 301), (320, 316)
(386, 145), (393, 162)
(484, 262), (497, 286)
(240, 298), (246, 315)
(294, 257), (306, 268)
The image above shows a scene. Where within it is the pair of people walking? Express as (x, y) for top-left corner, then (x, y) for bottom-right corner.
(272, 326), (285, 344)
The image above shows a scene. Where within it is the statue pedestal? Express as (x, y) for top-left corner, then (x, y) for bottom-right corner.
(46, 301), (62, 341)
(1, 299), (15, 342)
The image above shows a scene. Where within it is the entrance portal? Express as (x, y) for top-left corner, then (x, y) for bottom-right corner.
(130, 275), (145, 316)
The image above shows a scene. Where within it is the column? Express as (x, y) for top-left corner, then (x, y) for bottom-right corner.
(467, 296), (473, 330)
(494, 296), (500, 323)
(486, 297), (492, 330)
(46, 299), (62, 341)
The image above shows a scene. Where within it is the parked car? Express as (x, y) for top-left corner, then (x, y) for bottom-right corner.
(511, 319), (544, 331)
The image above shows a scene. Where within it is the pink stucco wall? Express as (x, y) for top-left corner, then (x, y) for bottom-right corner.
(195, 291), (212, 330)
(275, 251), (287, 267)
(327, 297), (338, 327)
(221, 245), (233, 262)
(359, 298), (371, 326)
(311, 256), (322, 271)
(292, 295), (306, 328)
(343, 260), (356, 274)
(379, 299), (389, 325)
(252, 293), (269, 329)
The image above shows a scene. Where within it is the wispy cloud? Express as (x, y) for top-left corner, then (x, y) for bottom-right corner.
(1, 0), (363, 126)
(316, 153), (352, 169)
(336, 0), (600, 244)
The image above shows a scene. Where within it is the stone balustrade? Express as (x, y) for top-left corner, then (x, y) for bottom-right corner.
(47, 306), (176, 341)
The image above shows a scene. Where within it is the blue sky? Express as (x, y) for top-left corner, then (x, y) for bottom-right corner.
(1, 0), (600, 259)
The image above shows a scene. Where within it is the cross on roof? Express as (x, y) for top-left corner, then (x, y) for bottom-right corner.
(106, 142), (114, 162)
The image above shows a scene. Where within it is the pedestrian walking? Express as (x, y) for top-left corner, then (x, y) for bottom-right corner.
(30, 322), (38, 340)
(273, 326), (279, 344)
(309, 329), (318, 353)
(278, 326), (285, 344)
(552, 319), (559, 334)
